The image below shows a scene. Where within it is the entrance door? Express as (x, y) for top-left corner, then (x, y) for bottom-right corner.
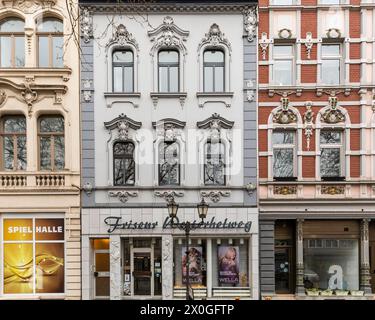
(131, 249), (153, 296)
(275, 247), (292, 293)
(93, 239), (110, 299)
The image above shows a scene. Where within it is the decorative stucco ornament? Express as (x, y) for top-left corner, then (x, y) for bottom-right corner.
(0, 90), (6, 106)
(259, 32), (269, 60)
(198, 23), (232, 55)
(108, 190), (138, 203)
(321, 96), (345, 124)
(80, 8), (93, 43)
(273, 97), (297, 124)
(106, 24), (139, 54)
(244, 7), (258, 42)
(304, 102), (314, 151)
(12, 0), (55, 13)
(305, 32), (313, 59)
(200, 190), (231, 203)
(117, 120), (129, 141)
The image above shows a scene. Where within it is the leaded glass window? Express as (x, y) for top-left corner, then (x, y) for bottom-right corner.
(203, 50), (224, 92)
(38, 116), (65, 170)
(320, 130), (342, 178)
(37, 18), (63, 68)
(113, 50), (134, 92)
(273, 131), (295, 178)
(113, 141), (135, 186)
(0, 18), (25, 67)
(158, 50), (179, 92)
(204, 140), (225, 185)
(1, 116), (26, 170)
(159, 141), (180, 186)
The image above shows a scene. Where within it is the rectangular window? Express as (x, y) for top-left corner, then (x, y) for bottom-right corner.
(272, 0), (294, 4)
(304, 239), (359, 291)
(321, 44), (341, 85)
(273, 131), (295, 179)
(320, 130), (342, 179)
(2, 217), (65, 294)
(273, 45), (293, 86)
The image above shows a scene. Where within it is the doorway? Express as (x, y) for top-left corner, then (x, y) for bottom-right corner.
(132, 249), (152, 296)
(93, 239), (110, 299)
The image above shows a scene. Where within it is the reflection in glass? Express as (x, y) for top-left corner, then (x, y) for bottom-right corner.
(159, 142), (179, 186)
(37, 19), (63, 67)
(273, 149), (294, 178)
(0, 18), (25, 67)
(320, 148), (340, 177)
(203, 50), (224, 92)
(112, 50), (134, 92)
(204, 141), (225, 185)
(113, 142), (135, 186)
(158, 50), (179, 92)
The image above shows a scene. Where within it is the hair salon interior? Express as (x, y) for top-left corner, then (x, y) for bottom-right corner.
(1, 0), (375, 301)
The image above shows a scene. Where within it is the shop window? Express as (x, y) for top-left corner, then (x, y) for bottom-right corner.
(38, 115), (65, 170)
(321, 44), (341, 85)
(113, 141), (135, 186)
(0, 116), (27, 170)
(37, 18), (63, 68)
(320, 130), (343, 179)
(303, 239), (359, 291)
(204, 140), (225, 186)
(203, 50), (224, 92)
(112, 50), (134, 93)
(272, 131), (296, 179)
(158, 50), (179, 93)
(0, 18), (25, 67)
(2, 217), (65, 294)
(273, 45), (294, 86)
(158, 141), (180, 186)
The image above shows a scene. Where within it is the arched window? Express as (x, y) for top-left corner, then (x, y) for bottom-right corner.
(0, 115), (26, 170)
(113, 141), (135, 186)
(0, 18), (25, 67)
(158, 141), (179, 186)
(204, 140), (225, 185)
(203, 49), (224, 92)
(37, 18), (63, 68)
(272, 130), (296, 179)
(158, 50), (179, 92)
(113, 50), (134, 92)
(38, 115), (65, 170)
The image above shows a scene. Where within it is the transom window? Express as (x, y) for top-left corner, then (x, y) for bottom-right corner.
(320, 130), (343, 179)
(0, 116), (26, 171)
(0, 18), (25, 67)
(272, 131), (295, 179)
(37, 18), (64, 68)
(273, 45), (293, 86)
(203, 50), (224, 92)
(38, 116), (65, 170)
(158, 141), (180, 186)
(204, 140), (225, 186)
(113, 141), (135, 186)
(112, 50), (134, 93)
(158, 50), (179, 93)
(321, 44), (341, 85)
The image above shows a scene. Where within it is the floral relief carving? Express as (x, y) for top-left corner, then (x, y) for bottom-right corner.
(304, 102), (314, 151)
(304, 32), (313, 59)
(321, 97), (345, 124)
(200, 190), (231, 203)
(273, 97), (297, 124)
(108, 190), (138, 203)
(244, 6), (258, 42)
(154, 190), (184, 203)
(106, 24), (139, 55)
(80, 8), (93, 43)
(22, 82), (38, 117)
(104, 114), (142, 140)
(259, 32), (269, 60)
(274, 185), (297, 195)
(0, 90), (6, 106)
(198, 23), (232, 55)
(321, 185), (345, 195)
(9, 0), (55, 13)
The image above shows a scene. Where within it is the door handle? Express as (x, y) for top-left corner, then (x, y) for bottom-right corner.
(94, 272), (98, 277)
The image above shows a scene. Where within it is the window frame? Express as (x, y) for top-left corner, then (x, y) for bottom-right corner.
(272, 44), (294, 86)
(272, 130), (297, 180)
(204, 139), (226, 186)
(38, 115), (65, 171)
(157, 49), (180, 93)
(203, 49), (225, 93)
(113, 141), (135, 186)
(36, 18), (64, 68)
(319, 129), (344, 179)
(158, 140), (180, 186)
(320, 44), (342, 85)
(112, 49), (134, 93)
(0, 18), (25, 68)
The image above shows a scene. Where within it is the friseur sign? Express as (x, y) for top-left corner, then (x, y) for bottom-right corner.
(104, 216), (252, 233)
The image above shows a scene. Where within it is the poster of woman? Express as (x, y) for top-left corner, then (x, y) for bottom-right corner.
(182, 247), (202, 285)
(218, 246), (240, 284)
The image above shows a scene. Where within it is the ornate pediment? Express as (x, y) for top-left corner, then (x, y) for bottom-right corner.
(198, 23), (232, 55)
(104, 114), (142, 141)
(106, 24), (139, 55)
(152, 118), (186, 142)
(4, 0), (55, 13)
(148, 16), (189, 57)
(321, 97), (345, 124)
(273, 97), (297, 124)
(197, 113), (234, 130)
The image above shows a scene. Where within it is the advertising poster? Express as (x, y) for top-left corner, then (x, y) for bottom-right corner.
(182, 247), (202, 285)
(218, 246), (240, 284)
(3, 218), (65, 294)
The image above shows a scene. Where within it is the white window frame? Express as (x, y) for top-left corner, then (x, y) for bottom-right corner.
(319, 129), (344, 179)
(320, 44), (342, 85)
(272, 44), (295, 86)
(272, 130), (297, 179)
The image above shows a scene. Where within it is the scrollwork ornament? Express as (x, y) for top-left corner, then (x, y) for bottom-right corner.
(244, 7), (258, 42)
(80, 8), (93, 43)
(321, 96), (345, 124)
(273, 97), (297, 124)
(304, 102), (314, 150)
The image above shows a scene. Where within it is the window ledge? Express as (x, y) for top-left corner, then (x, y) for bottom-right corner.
(196, 92), (234, 108)
(0, 67), (72, 81)
(150, 92), (187, 107)
(104, 92), (141, 108)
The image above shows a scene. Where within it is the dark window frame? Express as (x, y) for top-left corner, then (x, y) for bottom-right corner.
(158, 140), (180, 186)
(203, 49), (225, 93)
(113, 141), (135, 186)
(112, 49), (134, 93)
(158, 50), (180, 93)
(204, 139), (226, 186)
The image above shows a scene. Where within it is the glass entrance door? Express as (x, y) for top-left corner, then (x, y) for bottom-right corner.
(132, 250), (152, 296)
(275, 247), (292, 293)
(93, 239), (110, 299)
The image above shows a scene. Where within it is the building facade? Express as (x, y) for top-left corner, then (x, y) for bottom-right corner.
(258, 0), (375, 299)
(0, 0), (81, 299)
(79, 0), (259, 300)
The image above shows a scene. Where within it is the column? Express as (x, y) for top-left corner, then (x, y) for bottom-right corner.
(295, 219), (305, 295)
(206, 239), (212, 298)
(162, 235), (173, 300)
(110, 235), (121, 300)
(360, 219), (372, 294)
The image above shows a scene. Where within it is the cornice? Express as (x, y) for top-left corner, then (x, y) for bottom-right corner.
(80, 3), (255, 14)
